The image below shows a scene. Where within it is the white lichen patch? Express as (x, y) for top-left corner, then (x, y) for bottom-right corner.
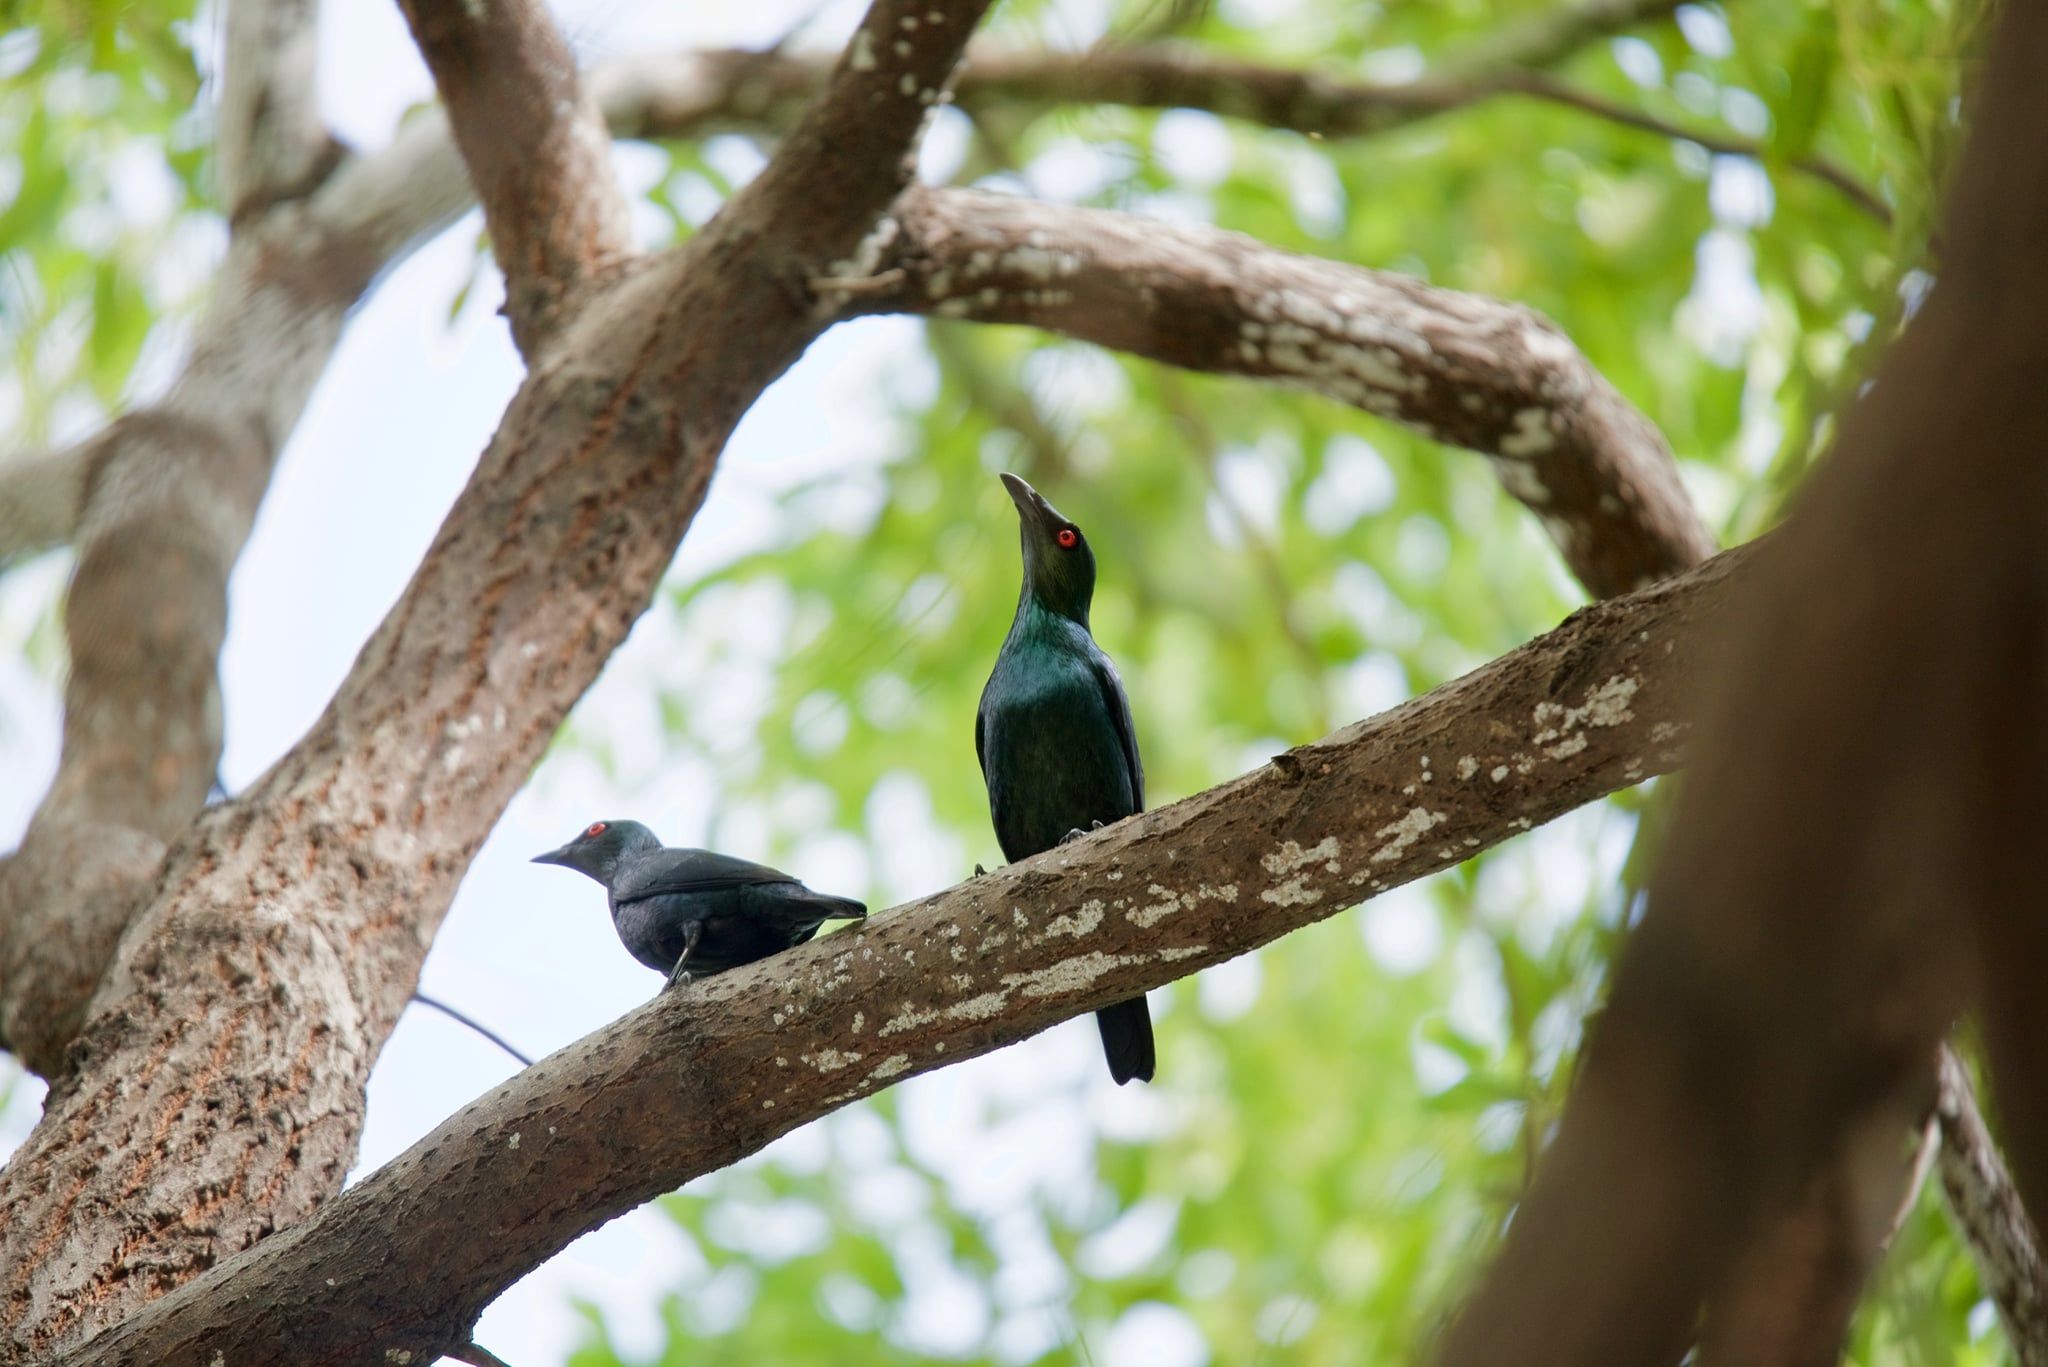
(849, 29), (878, 71)
(1127, 884), (1182, 928)
(805, 1048), (862, 1073)
(1199, 882), (1238, 903)
(1006, 952), (1145, 999)
(869, 1054), (912, 1081)
(850, 1012), (865, 1034)
(1159, 945), (1208, 962)
(1045, 899), (1106, 938)
(1370, 806), (1446, 864)
(1261, 837), (1340, 876)
(1002, 244), (1083, 282)
(1499, 406), (1556, 458)
(1490, 764), (1509, 782)
(1456, 755), (1479, 780)
(1260, 878), (1321, 907)
(1531, 674), (1640, 758)
(507, 1132), (521, 1150)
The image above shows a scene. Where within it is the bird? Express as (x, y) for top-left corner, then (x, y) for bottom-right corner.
(976, 471), (1155, 1085)
(532, 820), (867, 988)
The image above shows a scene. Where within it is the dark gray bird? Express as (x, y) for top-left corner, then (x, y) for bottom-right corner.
(533, 820), (866, 987)
(977, 472), (1155, 1085)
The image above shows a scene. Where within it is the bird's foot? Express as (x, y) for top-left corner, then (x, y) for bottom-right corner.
(973, 863), (987, 877)
(1058, 820), (1107, 847)
(664, 969), (694, 992)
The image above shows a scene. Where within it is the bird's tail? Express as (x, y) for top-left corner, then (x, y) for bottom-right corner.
(1095, 995), (1155, 1085)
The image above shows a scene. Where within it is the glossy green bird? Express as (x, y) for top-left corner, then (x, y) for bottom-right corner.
(977, 472), (1155, 1084)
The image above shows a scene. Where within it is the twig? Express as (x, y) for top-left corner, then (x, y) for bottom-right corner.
(410, 992), (535, 1069)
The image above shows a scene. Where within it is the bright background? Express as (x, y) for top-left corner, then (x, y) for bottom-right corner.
(0, 0), (1999, 1362)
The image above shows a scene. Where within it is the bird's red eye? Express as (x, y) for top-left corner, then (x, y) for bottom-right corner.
(1056, 528), (1079, 549)
(585, 822), (607, 838)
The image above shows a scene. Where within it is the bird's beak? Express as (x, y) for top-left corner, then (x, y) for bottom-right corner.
(1000, 471), (1062, 532)
(531, 843), (575, 868)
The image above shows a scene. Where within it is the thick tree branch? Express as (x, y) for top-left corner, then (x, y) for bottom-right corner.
(1937, 1048), (2048, 1365)
(395, 0), (634, 354)
(1437, 4), (2048, 1360)
(844, 185), (1714, 596)
(60, 545), (1741, 1367)
(0, 0), (992, 1354)
(0, 154), (473, 1073)
(216, 0), (339, 220)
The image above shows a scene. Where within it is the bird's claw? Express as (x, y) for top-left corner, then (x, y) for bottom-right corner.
(973, 863), (987, 877)
(1057, 820), (1107, 847)
(664, 969), (693, 992)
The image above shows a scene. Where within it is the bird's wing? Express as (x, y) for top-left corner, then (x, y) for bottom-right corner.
(1091, 653), (1145, 812)
(974, 693), (989, 782)
(612, 848), (798, 903)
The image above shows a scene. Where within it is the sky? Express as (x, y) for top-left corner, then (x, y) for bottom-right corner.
(0, 0), (1653, 1362)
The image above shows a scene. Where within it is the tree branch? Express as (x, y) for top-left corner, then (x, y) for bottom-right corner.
(1937, 1047), (2048, 1365)
(216, 0), (339, 220)
(0, 0), (993, 1353)
(59, 545), (1742, 1367)
(1443, 0), (1684, 75)
(845, 185), (1715, 597)
(597, 41), (1890, 225)
(395, 0), (634, 354)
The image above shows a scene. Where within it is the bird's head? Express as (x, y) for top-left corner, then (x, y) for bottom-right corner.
(532, 819), (658, 883)
(1001, 471), (1096, 625)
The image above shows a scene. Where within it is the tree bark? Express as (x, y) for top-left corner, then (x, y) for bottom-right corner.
(851, 185), (1715, 596)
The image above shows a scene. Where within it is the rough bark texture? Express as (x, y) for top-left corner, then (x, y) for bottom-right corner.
(396, 0), (633, 354)
(1937, 1049), (2048, 1366)
(849, 186), (1715, 596)
(60, 545), (1738, 1367)
(0, 0), (988, 1356)
(1437, 6), (2048, 1362)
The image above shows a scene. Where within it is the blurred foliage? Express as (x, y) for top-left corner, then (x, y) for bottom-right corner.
(0, 0), (209, 441)
(7, 0), (2004, 1362)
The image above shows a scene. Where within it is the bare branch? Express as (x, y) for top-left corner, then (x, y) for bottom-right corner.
(395, 0), (634, 353)
(1937, 1048), (2048, 1365)
(1446, 0), (1683, 75)
(1437, 4), (2048, 1359)
(216, 0), (340, 219)
(849, 185), (1715, 597)
(1500, 70), (1892, 227)
(595, 42), (1891, 226)
(63, 546), (1742, 1367)
(719, 0), (993, 258)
